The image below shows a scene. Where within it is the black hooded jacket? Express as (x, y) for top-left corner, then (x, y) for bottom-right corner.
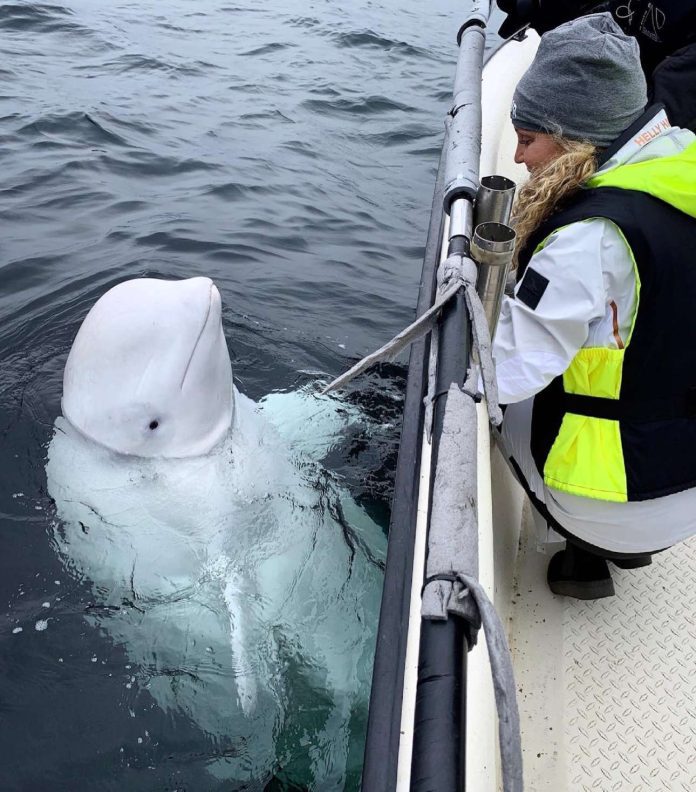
(498, 0), (696, 131)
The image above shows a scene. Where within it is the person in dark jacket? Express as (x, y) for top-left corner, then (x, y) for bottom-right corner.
(498, 0), (696, 131)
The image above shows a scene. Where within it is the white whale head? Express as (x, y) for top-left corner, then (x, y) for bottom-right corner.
(62, 276), (234, 458)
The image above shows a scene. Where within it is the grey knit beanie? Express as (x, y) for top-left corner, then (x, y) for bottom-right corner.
(511, 13), (648, 147)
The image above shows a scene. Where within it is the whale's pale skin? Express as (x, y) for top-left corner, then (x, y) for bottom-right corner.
(62, 276), (233, 458)
(46, 277), (385, 786)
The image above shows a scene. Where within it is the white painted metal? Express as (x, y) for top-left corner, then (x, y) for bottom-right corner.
(465, 403), (498, 792)
(508, 511), (696, 791)
(395, 431), (434, 791)
(395, 217), (452, 790)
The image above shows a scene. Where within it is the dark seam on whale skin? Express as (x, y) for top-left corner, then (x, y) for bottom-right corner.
(179, 281), (214, 390)
(61, 498), (120, 529)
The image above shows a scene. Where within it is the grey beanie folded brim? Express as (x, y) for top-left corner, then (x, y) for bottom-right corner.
(511, 13), (648, 147)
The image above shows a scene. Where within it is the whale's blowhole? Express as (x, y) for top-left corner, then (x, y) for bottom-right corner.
(149, 420), (159, 431)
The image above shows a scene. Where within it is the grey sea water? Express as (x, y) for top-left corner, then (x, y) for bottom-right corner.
(0, 1), (466, 788)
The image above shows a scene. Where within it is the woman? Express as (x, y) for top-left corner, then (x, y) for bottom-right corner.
(493, 13), (696, 599)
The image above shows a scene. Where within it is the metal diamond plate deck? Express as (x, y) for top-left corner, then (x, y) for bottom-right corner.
(508, 507), (696, 791)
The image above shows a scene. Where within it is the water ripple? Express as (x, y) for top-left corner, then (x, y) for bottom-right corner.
(239, 42), (296, 57)
(104, 53), (175, 73)
(204, 182), (275, 200)
(100, 151), (217, 177)
(17, 111), (130, 147)
(0, 3), (77, 32)
(302, 95), (414, 117)
(334, 29), (433, 59)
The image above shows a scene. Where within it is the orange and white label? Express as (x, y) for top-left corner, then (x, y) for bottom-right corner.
(634, 116), (670, 149)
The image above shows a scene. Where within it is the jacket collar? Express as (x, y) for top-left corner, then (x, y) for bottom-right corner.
(597, 105), (669, 169)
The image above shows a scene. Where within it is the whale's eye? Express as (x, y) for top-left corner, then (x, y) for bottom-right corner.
(149, 420), (159, 431)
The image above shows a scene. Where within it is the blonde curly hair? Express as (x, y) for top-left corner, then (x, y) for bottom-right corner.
(512, 136), (598, 267)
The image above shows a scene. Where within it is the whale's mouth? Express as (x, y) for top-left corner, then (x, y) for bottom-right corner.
(180, 281), (219, 392)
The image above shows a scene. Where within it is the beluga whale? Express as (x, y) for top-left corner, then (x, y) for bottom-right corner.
(46, 276), (385, 787)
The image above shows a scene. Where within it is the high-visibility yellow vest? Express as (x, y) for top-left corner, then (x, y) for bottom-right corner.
(516, 144), (696, 502)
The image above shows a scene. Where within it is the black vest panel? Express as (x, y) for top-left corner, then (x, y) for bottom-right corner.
(517, 187), (696, 501)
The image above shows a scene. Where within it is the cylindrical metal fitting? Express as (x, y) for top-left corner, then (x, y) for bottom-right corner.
(448, 197), (474, 241)
(474, 175), (516, 227)
(471, 221), (516, 336)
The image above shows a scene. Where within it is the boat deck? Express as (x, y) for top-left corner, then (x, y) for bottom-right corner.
(507, 495), (696, 791)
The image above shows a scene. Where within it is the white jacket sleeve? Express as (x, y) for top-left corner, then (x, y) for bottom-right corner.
(493, 218), (630, 404)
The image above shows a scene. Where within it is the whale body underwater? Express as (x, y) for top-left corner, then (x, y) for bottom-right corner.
(45, 276), (386, 786)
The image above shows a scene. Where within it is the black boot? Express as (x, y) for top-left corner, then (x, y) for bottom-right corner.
(611, 554), (652, 569)
(547, 543), (615, 600)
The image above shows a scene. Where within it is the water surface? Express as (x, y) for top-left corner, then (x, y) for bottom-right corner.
(0, 1), (463, 788)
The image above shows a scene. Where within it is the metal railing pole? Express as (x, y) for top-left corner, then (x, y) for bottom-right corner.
(411, 5), (490, 790)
